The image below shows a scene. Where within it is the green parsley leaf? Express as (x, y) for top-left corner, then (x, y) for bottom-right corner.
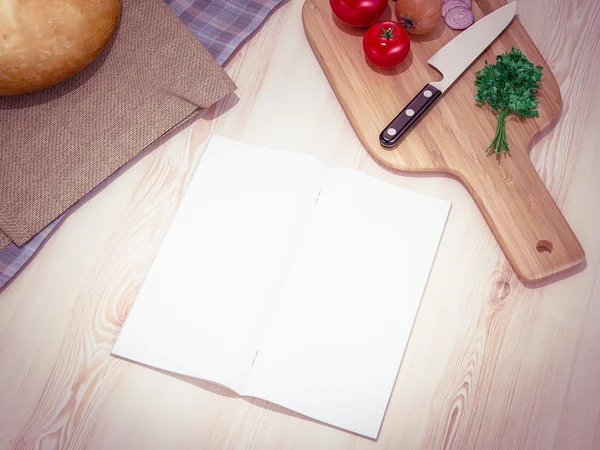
(474, 47), (543, 154)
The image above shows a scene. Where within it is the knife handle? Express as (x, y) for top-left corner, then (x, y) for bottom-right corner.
(379, 84), (442, 148)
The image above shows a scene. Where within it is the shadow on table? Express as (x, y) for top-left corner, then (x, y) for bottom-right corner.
(520, 259), (587, 289)
(113, 356), (381, 442)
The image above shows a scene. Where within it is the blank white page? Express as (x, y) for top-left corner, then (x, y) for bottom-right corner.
(112, 135), (328, 392)
(243, 168), (450, 438)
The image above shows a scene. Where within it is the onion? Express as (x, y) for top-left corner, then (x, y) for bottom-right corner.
(443, 0), (471, 6)
(395, 0), (442, 35)
(442, 0), (471, 17)
(444, 6), (474, 30)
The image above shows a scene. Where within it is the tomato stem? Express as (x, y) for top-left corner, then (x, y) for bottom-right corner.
(378, 24), (397, 40)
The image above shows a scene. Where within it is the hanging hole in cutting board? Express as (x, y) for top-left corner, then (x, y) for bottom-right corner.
(537, 240), (553, 254)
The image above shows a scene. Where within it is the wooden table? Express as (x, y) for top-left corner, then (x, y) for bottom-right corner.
(1, 0), (599, 448)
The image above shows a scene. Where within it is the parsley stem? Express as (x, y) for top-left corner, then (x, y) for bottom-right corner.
(487, 114), (500, 151)
(486, 109), (511, 155)
(499, 111), (506, 153)
(502, 113), (510, 152)
(495, 116), (502, 154)
(488, 110), (505, 154)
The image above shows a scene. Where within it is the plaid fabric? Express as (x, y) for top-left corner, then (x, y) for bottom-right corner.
(166, 0), (285, 65)
(0, 0), (284, 290)
(0, 217), (62, 287)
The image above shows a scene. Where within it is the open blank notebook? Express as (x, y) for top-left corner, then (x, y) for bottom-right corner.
(112, 135), (451, 439)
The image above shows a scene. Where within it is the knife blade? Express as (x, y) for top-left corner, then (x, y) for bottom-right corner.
(379, 2), (517, 148)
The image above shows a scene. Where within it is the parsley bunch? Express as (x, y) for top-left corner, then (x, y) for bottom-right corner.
(474, 47), (543, 154)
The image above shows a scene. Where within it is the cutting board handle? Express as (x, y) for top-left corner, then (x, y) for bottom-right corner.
(462, 148), (584, 282)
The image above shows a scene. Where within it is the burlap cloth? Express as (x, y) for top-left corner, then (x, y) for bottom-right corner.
(0, 0), (236, 246)
(0, 232), (10, 250)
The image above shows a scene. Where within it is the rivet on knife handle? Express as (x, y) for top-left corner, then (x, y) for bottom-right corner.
(379, 84), (442, 148)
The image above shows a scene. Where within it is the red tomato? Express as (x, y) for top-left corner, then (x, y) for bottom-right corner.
(329, 0), (387, 27)
(363, 21), (411, 68)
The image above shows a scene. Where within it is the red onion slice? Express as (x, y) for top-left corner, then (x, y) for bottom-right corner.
(443, 0), (471, 6)
(445, 6), (475, 30)
(442, 0), (472, 17)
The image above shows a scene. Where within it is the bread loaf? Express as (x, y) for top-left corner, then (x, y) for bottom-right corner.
(0, 0), (121, 96)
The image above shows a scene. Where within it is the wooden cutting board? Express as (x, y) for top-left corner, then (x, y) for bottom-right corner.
(302, 0), (584, 282)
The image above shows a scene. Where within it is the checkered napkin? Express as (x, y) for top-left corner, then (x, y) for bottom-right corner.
(0, 0), (286, 290)
(166, 0), (285, 65)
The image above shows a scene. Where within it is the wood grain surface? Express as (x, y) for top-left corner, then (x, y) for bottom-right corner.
(303, 0), (584, 282)
(1, 0), (599, 448)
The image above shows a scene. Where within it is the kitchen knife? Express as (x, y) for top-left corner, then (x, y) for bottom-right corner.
(379, 1), (517, 148)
